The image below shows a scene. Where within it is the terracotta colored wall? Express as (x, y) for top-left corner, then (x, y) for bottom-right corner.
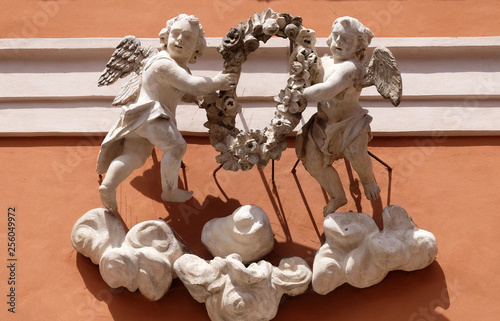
(0, 136), (499, 320)
(1, 0), (500, 39)
(1, 1), (500, 320)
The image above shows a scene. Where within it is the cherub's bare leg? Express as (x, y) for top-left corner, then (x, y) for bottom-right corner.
(301, 141), (347, 216)
(344, 134), (380, 201)
(99, 137), (153, 211)
(159, 143), (193, 202)
(136, 119), (193, 203)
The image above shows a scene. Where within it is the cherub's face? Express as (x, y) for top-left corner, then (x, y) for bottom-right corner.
(328, 23), (359, 62)
(167, 19), (199, 62)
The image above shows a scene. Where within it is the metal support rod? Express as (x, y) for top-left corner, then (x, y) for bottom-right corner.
(213, 164), (223, 178)
(367, 151), (392, 172)
(291, 158), (300, 174)
(271, 159), (275, 183)
(290, 151), (392, 173)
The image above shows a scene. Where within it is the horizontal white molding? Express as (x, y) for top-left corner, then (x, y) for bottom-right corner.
(1, 37), (500, 137)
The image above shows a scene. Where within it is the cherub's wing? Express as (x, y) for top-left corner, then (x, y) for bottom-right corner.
(362, 47), (402, 107)
(97, 35), (157, 105)
(111, 72), (142, 106)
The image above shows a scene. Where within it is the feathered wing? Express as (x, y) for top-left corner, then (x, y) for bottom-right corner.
(98, 35), (158, 106)
(362, 47), (402, 107)
(111, 72), (143, 106)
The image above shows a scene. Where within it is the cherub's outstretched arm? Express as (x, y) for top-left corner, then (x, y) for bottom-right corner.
(302, 61), (357, 102)
(155, 60), (236, 95)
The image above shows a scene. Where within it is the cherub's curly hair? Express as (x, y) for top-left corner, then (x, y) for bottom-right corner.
(159, 14), (207, 64)
(328, 17), (374, 61)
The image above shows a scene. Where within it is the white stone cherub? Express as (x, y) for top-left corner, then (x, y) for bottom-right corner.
(96, 14), (236, 211)
(296, 17), (401, 216)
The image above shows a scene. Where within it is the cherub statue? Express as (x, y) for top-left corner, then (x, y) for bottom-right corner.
(96, 14), (236, 211)
(296, 16), (402, 216)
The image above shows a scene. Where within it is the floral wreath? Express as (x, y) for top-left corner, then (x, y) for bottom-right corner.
(198, 9), (319, 171)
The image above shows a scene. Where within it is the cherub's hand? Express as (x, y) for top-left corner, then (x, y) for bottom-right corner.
(214, 72), (237, 91)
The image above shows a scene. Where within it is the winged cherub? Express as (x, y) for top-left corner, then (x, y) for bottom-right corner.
(97, 14), (236, 212)
(296, 17), (402, 216)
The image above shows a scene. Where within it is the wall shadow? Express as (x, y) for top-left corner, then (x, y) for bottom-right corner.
(76, 253), (211, 321)
(75, 135), (449, 320)
(291, 156), (391, 230)
(161, 194), (243, 258)
(291, 171), (323, 243)
(256, 167), (293, 243)
(129, 149), (190, 204)
(276, 260), (450, 321)
(76, 251), (449, 321)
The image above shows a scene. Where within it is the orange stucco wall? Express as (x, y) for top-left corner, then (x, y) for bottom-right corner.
(1, 1), (500, 320)
(1, 0), (499, 39)
(0, 136), (499, 320)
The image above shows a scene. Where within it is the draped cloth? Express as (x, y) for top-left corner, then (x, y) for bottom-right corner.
(97, 54), (176, 175)
(296, 108), (372, 164)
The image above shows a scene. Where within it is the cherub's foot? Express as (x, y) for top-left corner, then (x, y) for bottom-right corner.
(161, 189), (193, 203)
(99, 184), (118, 212)
(363, 180), (381, 200)
(323, 197), (348, 217)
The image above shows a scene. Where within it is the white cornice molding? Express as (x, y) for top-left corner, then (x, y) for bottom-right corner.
(1, 37), (500, 136)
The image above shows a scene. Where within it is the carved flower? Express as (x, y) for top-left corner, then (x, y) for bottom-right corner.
(204, 10), (316, 172)
(263, 18), (280, 36)
(284, 24), (299, 39)
(221, 28), (242, 50)
(295, 28), (316, 49)
(290, 61), (303, 75)
(266, 141), (288, 160)
(296, 51), (306, 63)
(307, 53), (318, 67)
(287, 77), (306, 90)
(222, 158), (240, 171)
(209, 125), (228, 142)
(270, 112), (291, 131)
(276, 16), (287, 29)
(244, 153), (260, 165)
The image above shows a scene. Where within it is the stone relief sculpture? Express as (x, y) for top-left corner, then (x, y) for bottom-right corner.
(71, 208), (187, 301)
(198, 9), (320, 171)
(312, 205), (437, 295)
(72, 9), (438, 318)
(96, 14), (236, 211)
(201, 205), (274, 264)
(296, 17), (402, 215)
(174, 253), (312, 321)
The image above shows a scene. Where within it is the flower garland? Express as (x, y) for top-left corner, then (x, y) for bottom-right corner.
(199, 9), (319, 171)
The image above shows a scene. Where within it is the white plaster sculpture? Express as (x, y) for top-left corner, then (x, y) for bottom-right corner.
(71, 208), (187, 300)
(312, 205), (437, 295)
(174, 253), (312, 321)
(96, 14), (237, 211)
(199, 9), (320, 171)
(296, 17), (402, 215)
(201, 205), (274, 264)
